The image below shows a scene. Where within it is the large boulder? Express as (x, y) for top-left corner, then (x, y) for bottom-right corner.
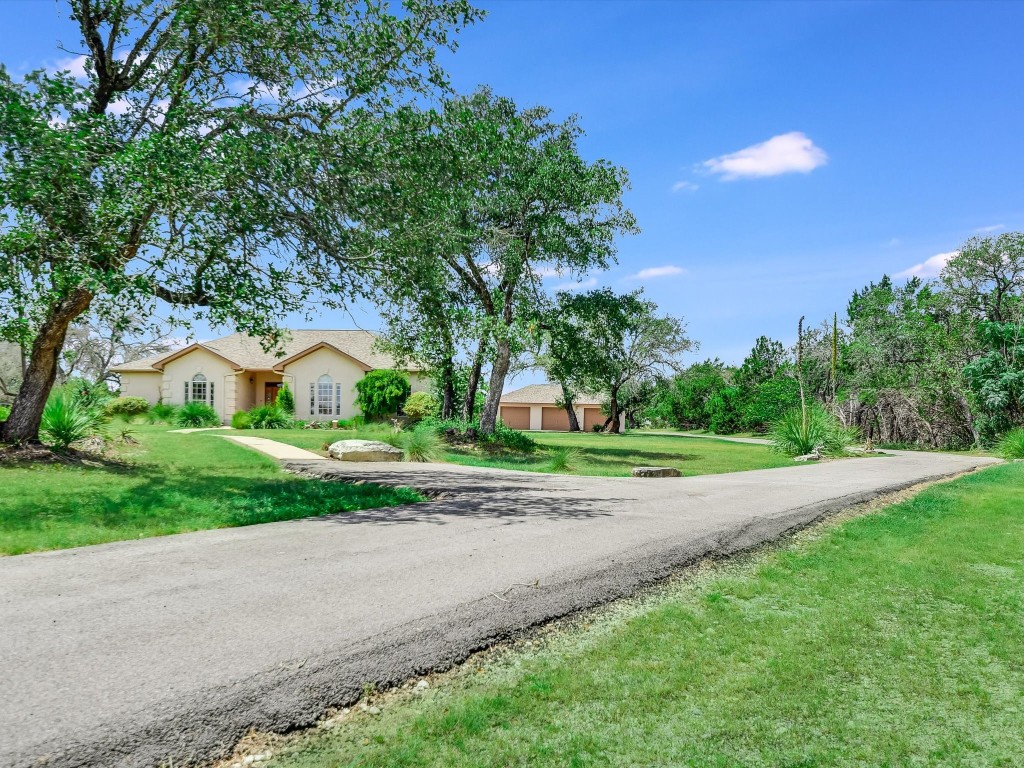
(327, 439), (403, 462)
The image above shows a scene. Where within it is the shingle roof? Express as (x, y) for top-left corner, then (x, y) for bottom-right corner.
(111, 330), (413, 373)
(499, 383), (603, 406)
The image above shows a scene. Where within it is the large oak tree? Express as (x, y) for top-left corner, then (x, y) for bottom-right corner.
(0, 0), (480, 443)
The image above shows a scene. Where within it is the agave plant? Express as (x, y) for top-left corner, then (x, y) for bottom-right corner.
(770, 404), (857, 457)
(40, 388), (108, 450)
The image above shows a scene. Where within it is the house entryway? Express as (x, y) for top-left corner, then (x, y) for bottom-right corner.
(264, 382), (282, 405)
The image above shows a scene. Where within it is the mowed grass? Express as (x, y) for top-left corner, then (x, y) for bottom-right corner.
(0, 425), (420, 555)
(259, 428), (793, 477)
(269, 462), (1024, 768)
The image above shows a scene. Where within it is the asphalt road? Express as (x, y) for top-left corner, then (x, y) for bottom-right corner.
(0, 449), (1000, 768)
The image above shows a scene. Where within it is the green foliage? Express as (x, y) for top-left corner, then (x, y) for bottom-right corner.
(652, 359), (730, 431)
(706, 386), (744, 435)
(734, 336), (788, 390)
(425, 417), (538, 453)
(963, 321), (1024, 441)
(401, 425), (442, 463)
(231, 411), (253, 430)
(997, 428), (1024, 459)
(403, 391), (439, 423)
(355, 370), (411, 419)
(276, 384), (295, 415)
(0, 405), (9, 422)
(546, 446), (582, 473)
(742, 376), (802, 434)
(103, 396), (151, 417)
(770, 405), (858, 457)
(40, 388), (107, 449)
(147, 403), (178, 425)
(489, 423), (539, 453)
(174, 402), (220, 428)
(247, 405), (292, 430)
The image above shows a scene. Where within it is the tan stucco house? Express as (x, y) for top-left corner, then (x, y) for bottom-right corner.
(111, 330), (426, 424)
(498, 383), (622, 432)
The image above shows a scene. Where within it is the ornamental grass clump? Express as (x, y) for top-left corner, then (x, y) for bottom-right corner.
(546, 446), (582, 473)
(997, 428), (1024, 459)
(40, 388), (108, 450)
(402, 425), (442, 463)
(770, 404), (857, 457)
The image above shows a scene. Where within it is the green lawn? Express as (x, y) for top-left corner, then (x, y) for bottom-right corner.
(267, 462), (1023, 768)
(0, 425), (421, 555)
(257, 428), (794, 477)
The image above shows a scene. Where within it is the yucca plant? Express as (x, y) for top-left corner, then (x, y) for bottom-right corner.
(997, 428), (1024, 459)
(770, 404), (857, 457)
(174, 401), (220, 428)
(402, 425), (442, 463)
(546, 446), (582, 473)
(247, 405), (292, 429)
(40, 388), (108, 450)
(146, 402), (178, 424)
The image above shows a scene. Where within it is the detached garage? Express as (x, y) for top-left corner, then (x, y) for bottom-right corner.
(498, 383), (623, 432)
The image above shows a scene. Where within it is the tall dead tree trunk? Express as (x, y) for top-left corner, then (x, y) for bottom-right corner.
(1, 287), (94, 444)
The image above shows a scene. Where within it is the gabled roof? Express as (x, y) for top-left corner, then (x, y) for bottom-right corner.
(111, 330), (416, 373)
(499, 383), (603, 406)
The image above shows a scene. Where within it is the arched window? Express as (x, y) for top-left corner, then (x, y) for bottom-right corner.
(187, 373), (212, 405)
(311, 374), (342, 417)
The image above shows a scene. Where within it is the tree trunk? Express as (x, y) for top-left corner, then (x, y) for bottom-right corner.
(605, 386), (620, 433)
(479, 339), (511, 434)
(560, 383), (580, 431)
(1, 288), (94, 444)
(440, 356), (456, 419)
(462, 337), (485, 421)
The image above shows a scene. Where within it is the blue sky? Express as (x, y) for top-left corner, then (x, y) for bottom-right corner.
(3, 0), (1023, 379)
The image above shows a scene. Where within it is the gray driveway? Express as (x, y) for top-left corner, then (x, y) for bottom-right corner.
(0, 450), (1000, 768)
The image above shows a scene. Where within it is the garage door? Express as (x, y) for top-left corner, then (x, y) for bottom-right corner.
(500, 406), (531, 430)
(583, 407), (606, 432)
(541, 406), (570, 431)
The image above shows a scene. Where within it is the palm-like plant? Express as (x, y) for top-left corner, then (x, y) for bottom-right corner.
(997, 428), (1024, 459)
(770, 404), (857, 457)
(40, 388), (107, 450)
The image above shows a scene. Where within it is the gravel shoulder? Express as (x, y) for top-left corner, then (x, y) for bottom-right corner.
(0, 451), (1000, 768)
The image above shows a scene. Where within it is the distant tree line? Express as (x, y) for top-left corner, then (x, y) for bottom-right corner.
(645, 233), (1024, 449)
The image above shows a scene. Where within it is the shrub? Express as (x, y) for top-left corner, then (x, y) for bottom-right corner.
(770, 404), (857, 457)
(997, 428), (1024, 459)
(40, 388), (108, 449)
(742, 376), (801, 434)
(276, 383), (295, 415)
(175, 401), (220, 428)
(424, 417), (537, 453)
(403, 391), (439, 423)
(247, 404), (292, 429)
(547, 446), (581, 473)
(231, 410), (253, 429)
(103, 396), (151, 417)
(488, 423), (538, 453)
(0, 405), (9, 422)
(355, 369), (411, 419)
(147, 402), (178, 424)
(706, 386), (744, 435)
(402, 425), (442, 462)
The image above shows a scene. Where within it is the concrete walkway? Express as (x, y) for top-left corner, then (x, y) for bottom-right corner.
(220, 434), (324, 461)
(0, 449), (1000, 768)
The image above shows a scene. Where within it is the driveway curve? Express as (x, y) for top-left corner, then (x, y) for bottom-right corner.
(0, 449), (1000, 768)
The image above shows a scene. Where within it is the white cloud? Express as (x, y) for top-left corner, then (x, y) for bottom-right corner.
(702, 131), (828, 180)
(50, 54), (89, 78)
(895, 250), (958, 279)
(552, 277), (598, 292)
(628, 265), (686, 280)
(975, 224), (1005, 234)
(671, 180), (699, 193)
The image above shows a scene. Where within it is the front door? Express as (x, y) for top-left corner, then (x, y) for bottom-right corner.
(264, 383), (280, 405)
